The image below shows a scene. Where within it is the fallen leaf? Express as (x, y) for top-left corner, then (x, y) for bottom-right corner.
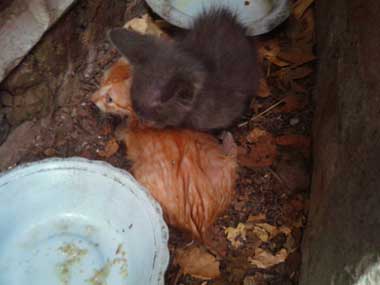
(257, 78), (271, 98)
(275, 135), (311, 149)
(277, 48), (316, 66)
(239, 132), (277, 168)
(124, 14), (169, 39)
(266, 55), (290, 67)
(98, 139), (119, 158)
(249, 221), (292, 243)
(247, 213), (266, 223)
(246, 128), (268, 143)
(275, 67), (313, 86)
(252, 226), (269, 242)
(275, 94), (308, 113)
(293, 0), (315, 20)
(249, 248), (288, 269)
(225, 223), (247, 248)
(257, 39), (290, 67)
(255, 223), (278, 237)
(175, 245), (220, 280)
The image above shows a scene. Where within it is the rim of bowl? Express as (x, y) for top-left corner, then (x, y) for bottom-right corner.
(144, 0), (291, 36)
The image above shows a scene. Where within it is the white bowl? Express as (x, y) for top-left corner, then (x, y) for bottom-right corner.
(145, 0), (290, 36)
(0, 157), (169, 285)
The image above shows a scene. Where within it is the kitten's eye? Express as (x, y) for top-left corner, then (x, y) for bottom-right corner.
(105, 95), (113, 103)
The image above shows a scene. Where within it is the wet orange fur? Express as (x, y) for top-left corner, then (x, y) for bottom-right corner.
(91, 59), (237, 241)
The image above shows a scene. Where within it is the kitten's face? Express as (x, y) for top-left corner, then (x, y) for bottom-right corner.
(91, 58), (134, 117)
(91, 81), (132, 117)
(108, 28), (206, 128)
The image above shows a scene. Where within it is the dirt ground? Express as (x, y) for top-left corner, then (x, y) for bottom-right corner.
(0, 1), (315, 284)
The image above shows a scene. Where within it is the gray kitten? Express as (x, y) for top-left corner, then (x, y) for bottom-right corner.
(108, 8), (260, 131)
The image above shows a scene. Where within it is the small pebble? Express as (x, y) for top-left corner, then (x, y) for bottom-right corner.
(289, 117), (300, 126)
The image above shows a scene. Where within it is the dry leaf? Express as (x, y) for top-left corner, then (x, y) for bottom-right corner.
(249, 248), (288, 269)
(275, 94), (308, 113)
(124, 14), (169, 39)
(238, 144), (277, 168)
(267, 56), (290, 67)
(175, 245), (220, 280)
(246, 128), (268, 143)
(247, 213), (266, 223)
(275, 135), (311, 149)
(257, 40), (290, 67)
(257, 78), (271, 98)
(293, 0), (315, 20)
(277, 48), (316, 66)
(256, 223), (278, 237)
(238, 132), (277, 168)
(275, 67), (313, 85)
(252, 226), (269, 242)
(250, 222), (292, 242)
(225, 223), (247, 248)
(97, 139), (119, 158)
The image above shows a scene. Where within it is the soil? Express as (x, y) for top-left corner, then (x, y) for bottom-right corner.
(0, 1), (314, 284)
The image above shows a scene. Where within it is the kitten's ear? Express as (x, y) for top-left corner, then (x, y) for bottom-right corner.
(108, 28), (160, 65)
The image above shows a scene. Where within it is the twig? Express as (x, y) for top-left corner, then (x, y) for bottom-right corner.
(267, 62), (272, 77)
(238, 97), (287, 127)
(267, 167), (291, 191)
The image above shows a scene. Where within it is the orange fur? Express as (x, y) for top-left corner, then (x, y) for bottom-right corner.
(91, 59), (237, 241)
(91, 58), (134, 117)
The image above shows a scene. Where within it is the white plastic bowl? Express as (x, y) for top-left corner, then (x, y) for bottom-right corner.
(0, 157), (169, 285)
(145, 0), (290, 36)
